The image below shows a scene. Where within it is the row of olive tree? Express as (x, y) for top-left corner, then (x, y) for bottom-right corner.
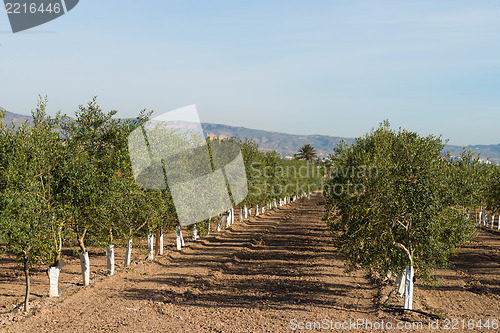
(235, 138), (323, 209)
(0, 98), (322, 312)
(323, 121), (489, 310)
(0, 98), (173, 311)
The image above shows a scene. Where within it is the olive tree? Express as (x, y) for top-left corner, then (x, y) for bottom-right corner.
(0, 100), (62, 311)
(324, 121), (483, 310)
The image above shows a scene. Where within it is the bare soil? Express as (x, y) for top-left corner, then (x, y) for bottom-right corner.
(1, 194), (499, 332)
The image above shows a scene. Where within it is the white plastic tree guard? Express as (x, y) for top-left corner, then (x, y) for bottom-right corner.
(256, 205), (259, 216)
(124, 239), (132, 266)
(147, 235), (154, 260)
(485, 213), (488, 227)
(159, 234), (164, 255)
(479, 211), (482, 224)
(261, 206), (265, 214)
(492, 215), (495, 229)
(396, 270), (406, 297)
(106, 245), (115, 276)
(404, 266), (414, 310)
(231, 208), (234, 225)
(249, 208), (252, 216)
(244, 205), (248, 218)
(225, 212), (231, 228)
(217, 215), (224, 232)
(48, 265), (61, 297)
(192, 224), (199, 240)
(80, 252), (90, 286)
(176, 226), (183, 250)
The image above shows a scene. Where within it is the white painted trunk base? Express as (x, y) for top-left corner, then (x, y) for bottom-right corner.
(192, 224), (199, 240)
(176, 226), (183, 250)
(124, 239), (132, 266)
(396, 271), (406, 297)
(48, 265), (60, 297)
(404, 266), (414, 310)
(80, 252), (90, 286)
(147, 235), (154, 260)
(159, 234), (164, 255)
(106, 245), (115, 276)
(217, 216), (224, 232)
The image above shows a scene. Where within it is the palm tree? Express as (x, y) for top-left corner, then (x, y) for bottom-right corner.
(294, 144), (317, 162)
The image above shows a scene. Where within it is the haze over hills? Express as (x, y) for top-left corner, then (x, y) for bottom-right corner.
(1, 108), (499, 163)
(202, 123), (355, 158)
(202, 123), (500, 163)
(1, 109), (34, 126)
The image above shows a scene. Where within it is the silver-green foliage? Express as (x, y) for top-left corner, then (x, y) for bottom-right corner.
(324, 121), (483, 282)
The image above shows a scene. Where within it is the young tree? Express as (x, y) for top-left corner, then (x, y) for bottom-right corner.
(55, 97), (127, 285)
(0, 100), (62, 311)
(324, 121), (482, 310)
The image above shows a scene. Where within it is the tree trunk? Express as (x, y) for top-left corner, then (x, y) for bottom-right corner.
(106, 245), (115, 276)
(147, 234), (154, 260)
(77, 228), (87, 253)
(80, 252), (90, 286)
(155, 227), (161, 256)
(124, 239), (132, 266)
(176, 226), (182, 250)
(54, 253), (61, 266)
(404, 266), (414, 310)
(49, 263), (61, 297)
(23, 258), (30, 312)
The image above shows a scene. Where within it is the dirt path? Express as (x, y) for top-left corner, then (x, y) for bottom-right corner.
(2, 194), (500, 332)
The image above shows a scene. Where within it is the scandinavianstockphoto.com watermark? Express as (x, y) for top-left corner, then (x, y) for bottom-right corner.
(290, 318), (500, 331)
(290, 318), (424, 331)
(248, 163), (379, 197)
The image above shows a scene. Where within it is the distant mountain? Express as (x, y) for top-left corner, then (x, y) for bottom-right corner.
(203, 123), (500, 163)
(1, 108), (499, 163)
(202, 123), (355, 158)
(444, 144), (500, 164)
(0, 109), (33, 126)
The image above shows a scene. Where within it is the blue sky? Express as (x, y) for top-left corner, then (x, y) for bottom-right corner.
(1, 1), (500, 146)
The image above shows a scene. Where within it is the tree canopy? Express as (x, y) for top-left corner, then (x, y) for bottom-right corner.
(324, 121), (485, 282)
(294, 144), (318, 162)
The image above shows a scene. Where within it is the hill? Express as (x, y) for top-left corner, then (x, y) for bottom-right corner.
(1, 108), (499, 162)
(201, 123), (355, 158)
(0, 109), (34, 126)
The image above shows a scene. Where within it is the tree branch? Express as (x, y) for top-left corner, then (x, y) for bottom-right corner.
(394, 242), (413, 266)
